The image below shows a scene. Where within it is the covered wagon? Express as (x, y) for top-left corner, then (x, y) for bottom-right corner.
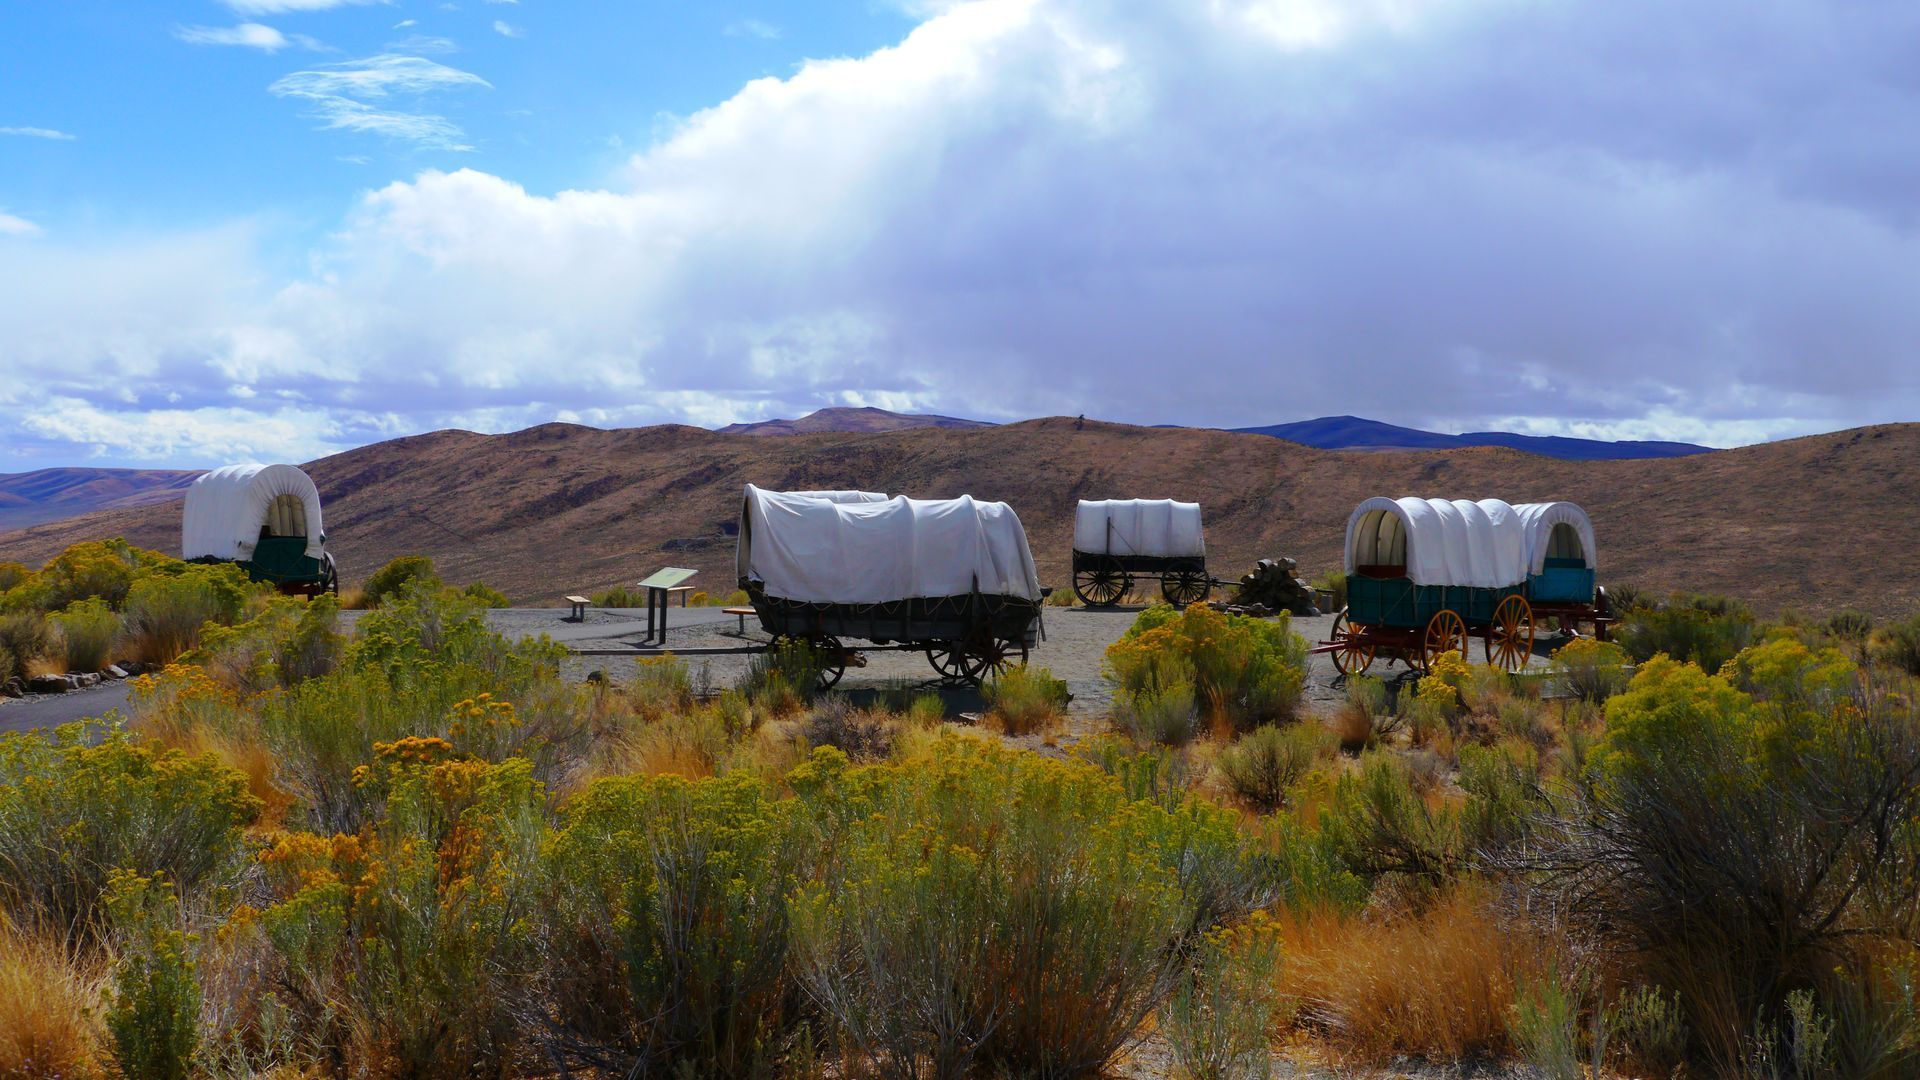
(182, 463), (337, 596)
(1071, 499), (1209, 607)
(1516, 501), (1612, 638)
(1323, 497), (1536, 674)
(737, 485), (1045, 686)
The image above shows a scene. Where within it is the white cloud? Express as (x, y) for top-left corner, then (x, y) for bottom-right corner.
(386, 33), (460, 54)
(0, 212), (40, 237)
(491, 19), (524, 38)
(0, 126), (76, 140)
(222, 0), (380, 14)
(393, 18), (416, 28)
(8, 0), (1920, 464)
(269, 54), (490, 150)
(175, 23), (322, 53)
(724, 18), (783, 40)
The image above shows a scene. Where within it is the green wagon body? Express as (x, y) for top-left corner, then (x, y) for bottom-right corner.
(1345, 573), (1524, 630)
(1526, 556), (1596, 605)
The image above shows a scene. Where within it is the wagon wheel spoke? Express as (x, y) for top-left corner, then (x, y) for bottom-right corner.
(808, 635), (847, 691)
(1160, 569), (1210, 608)
(1420, 610), (1467, 674)
(1329, 609), (1375, 676)
(926, 641), (968, 682)
(1484, 596), (1534, 674)
(1073, 560), (1130, 607)
(957, 635), (1016, 686)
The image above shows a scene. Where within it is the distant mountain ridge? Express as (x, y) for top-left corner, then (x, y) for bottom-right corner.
(717, 406), (992, 436)
(1233, 415), (1712, 461)
(0, 468), (201, 532)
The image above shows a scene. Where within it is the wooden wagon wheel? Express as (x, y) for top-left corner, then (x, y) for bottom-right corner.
(1328, 609), (1376, 676)
(794, 635), (846, 691)
(926, 641), (968, 682)
(1073, 559), (1131, 607)
(958, 635), (1024, 686)
(1160, 569), (1210, 608)
(1484, 595), (1535, 673)
(1418, 609), (1468, 674)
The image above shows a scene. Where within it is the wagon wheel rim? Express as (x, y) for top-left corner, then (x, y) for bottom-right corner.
(1073, 561), (1130, 607)
(958, 635), (1017, 686)
(1419, 610), (1468, 674)
(809, 635), (847, 691)
(1160, 569), (1210, 608)
(1484, 595), (1534, 673)
(1329, 609), (1375, 676)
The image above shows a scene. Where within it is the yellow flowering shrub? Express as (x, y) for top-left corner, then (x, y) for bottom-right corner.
(1104, 603), (1309, 729)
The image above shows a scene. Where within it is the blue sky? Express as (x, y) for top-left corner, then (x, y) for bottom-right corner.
(4, 0), (1920, 469)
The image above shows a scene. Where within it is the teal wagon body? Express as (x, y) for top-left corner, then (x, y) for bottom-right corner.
(1345, 573), (1526, 630)
(1527, 557), (1596, 605)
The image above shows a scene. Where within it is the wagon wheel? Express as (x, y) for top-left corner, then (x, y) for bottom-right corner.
(958, 635), (1025, 686)
(1072, 559), (1131, 607)
(1160, 569), (1210, 608)
(1418, 610), (1468, 674)
(1484, 595), (1535, 674)
(926, 641), (969, 682)
(1328, 609), (1376, 676)
(783, 635), (847, 691)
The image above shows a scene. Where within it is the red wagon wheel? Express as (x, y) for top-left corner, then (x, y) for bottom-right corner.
(1419, 610), (1468, 674)
(1329, 609), (1376, 676)
(1484, 595), (1535, 673)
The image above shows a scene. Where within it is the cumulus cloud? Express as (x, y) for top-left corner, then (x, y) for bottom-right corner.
(175, 23), (322, 52)
(223, 0), (379, 14)
(269, 54), (490, 150)
(491, 20), (524, 38)
(0, 126), (76, 140)
(0, 212), (40, 237)
(7, 0), (1920, 466)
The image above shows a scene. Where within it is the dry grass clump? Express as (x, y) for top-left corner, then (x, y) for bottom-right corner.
(983, 663), (1071, 737)
(0, 919), (105, 1079)
(1276, 888), (1549, 1062)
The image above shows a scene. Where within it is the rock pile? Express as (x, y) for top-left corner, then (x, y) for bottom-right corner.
(1227, 557), (1321, 617)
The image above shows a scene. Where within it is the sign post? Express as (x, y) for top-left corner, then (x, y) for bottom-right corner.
(636, 567), (698, 645)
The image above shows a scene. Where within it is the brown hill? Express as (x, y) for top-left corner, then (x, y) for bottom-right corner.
(716, 406), (992, 436)
(0, 468), (202, 532)
(1, 419), (1914, 617)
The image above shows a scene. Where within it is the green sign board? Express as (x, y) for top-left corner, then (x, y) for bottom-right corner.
(636, 567), (699, 590)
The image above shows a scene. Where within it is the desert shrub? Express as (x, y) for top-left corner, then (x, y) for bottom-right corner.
(607, 708), (734, 779)
(788, 738), (1265, 1079)
(871, 679), (947, 724)
(1551, 636), (1631, 702)
(1106, 604), (1309, 729)
(359, 554), (441, 609)
(1605, 583), (1648, 613)
(0, 725), (258, 941)
(0, 562), (28, 593)
(593, 586), (645, 608)
(103, 871), (200, 1080)
(1872, 614), (1920, 676)
(1320, 754), (1465, 895)
(9, 540), (172, 612)
(1605, 984), (1687, 1076)
(1072, 735), (1198, 809)
(1508, 969), (1583, 1080)
(455, 580), (510, 607)
(740, 638), (824, 714)
(51, 598), (120, 673)
(120, 562), (254, 666)
(1162, 913), (1284, 1080)
(982, 662), (1070, 735)
(543, 771), (803, 1076)
(0, 644), (13, 688)
(257, 749), (545, 1075)
(1726, 635), (1856, 710)
(0, 918), (105, 1079)
(1824, 610), (1874, 649)
(1617, 593), (1756, 675)
(0, 612), (55, 668)
(629, 654), (694, 719)
(799, 697), (897, 762)
(1543, 654), (1920, 1071)
(1218, 723), (1331, 812)
(1114, 681), (1202, 746)
(191, 594), (343, 693)
(1276, 886), (1547, 1061)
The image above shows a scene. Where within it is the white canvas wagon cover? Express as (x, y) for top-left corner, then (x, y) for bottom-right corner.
(182, 463), (326, 562)
(1514, 502), (1598, 573)
(1073, 499), (1205, 558)
(1344, 497), (1529, 589)
(738, 485), (1042, 605)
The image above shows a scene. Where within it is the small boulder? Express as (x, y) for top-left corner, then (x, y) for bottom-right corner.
(27, 674), (72, 694)
(1, 677), (23, 698)
(75, 672), (102, 688)
(106, 664), (129, 680)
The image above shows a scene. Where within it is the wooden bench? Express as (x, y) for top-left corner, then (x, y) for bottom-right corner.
(723, 606), (756, 634)
(565, 595), (591, 622)
(666, 585), (697, 607)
